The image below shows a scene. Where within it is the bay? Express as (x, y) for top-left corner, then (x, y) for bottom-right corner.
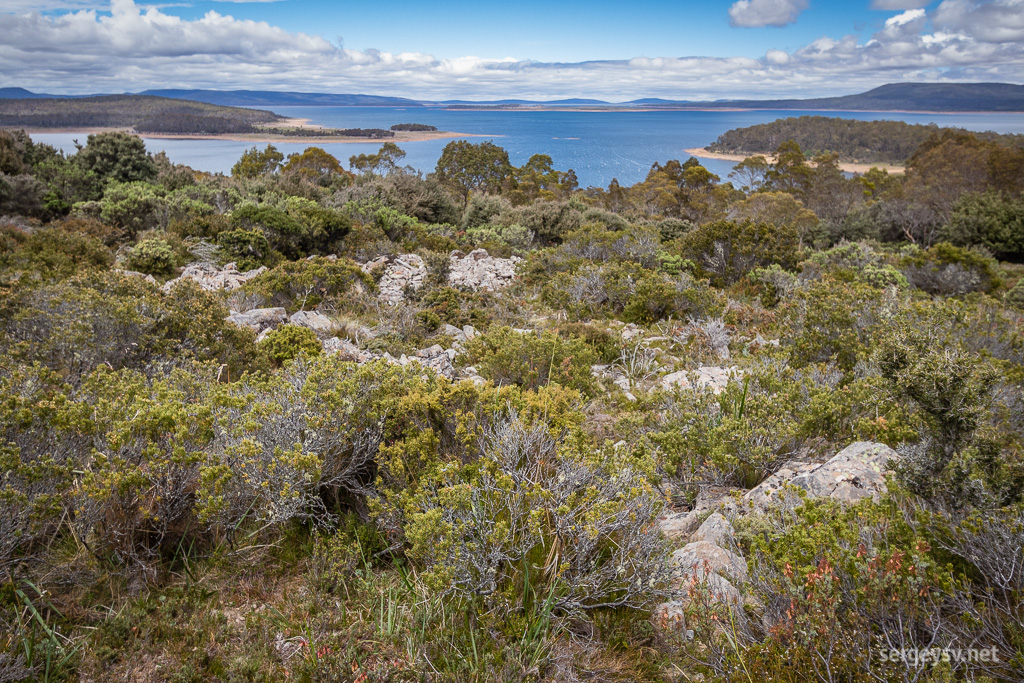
(28, 107), (1024, 188)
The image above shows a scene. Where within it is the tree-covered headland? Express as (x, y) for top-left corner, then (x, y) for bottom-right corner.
(0, 124), (1022, 681)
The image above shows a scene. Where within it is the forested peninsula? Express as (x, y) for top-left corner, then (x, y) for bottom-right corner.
(705, 115), (1024, 165)
(0, 95), (456, 142)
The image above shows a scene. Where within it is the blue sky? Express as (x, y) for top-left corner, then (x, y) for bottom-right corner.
(2, 0), (1023, 100)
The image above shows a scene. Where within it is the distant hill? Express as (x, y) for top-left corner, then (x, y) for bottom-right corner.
(2, 82), (1022, 112)
(646, 83), (1024, 112)
(139, 89), (424, 107)
(442, 98), (610, 106)
(0, 87), (67, 99)
(0, 95), (282, 134)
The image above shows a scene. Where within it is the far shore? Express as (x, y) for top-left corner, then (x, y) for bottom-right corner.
(11, 118), (491, 144)
(683, 147), (906, 174)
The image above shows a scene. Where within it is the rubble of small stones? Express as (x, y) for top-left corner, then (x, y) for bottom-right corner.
(162, 262), (267, 293)
(364, 254), (426, 305)
(447, 249), (520, 292)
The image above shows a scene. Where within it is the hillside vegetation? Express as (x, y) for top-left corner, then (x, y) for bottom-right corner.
(0, 95), (282, 134)
(709, 115), (1024, 164)
(0, 125), (1022, 682)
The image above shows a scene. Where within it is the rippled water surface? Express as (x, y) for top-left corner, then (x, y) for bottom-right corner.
(30, 107), (1024, 188)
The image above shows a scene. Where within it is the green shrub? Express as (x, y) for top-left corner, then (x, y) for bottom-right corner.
(554, 322), (619, 363)
(545, 261), (723, 324)
(678, 219), (800, 286)
(1006, 277), (1024, 310)
(243, 257), (373, 312)
(216, 228), (273, 271)
(96, 181), (166, 239)
(125, 237), (176, 277)
(399, 413), (671, 625)
(259, 325), (322, 366)
(463, 326), (598, 396)
(784, 278), (888, 371)
(804, 241), (908, 289)
(901, 242), (1000, 296)
(1, 271), (257, 383)
(686, 497), (959, 682)
(943, 191), (1024, 261)
(0, 225), (113, 281)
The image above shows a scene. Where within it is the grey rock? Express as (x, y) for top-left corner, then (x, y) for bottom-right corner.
(322, 337), (376, 363)
(226, 307), (287, 332)
(164, 262), (266, 293)
(652, 601), (688, 634)
(659, 510), (701, 541)
(368, 254), (426, 304)
(745, 442), (898, 510)
(289, 310), (335, 335)
(448, 249), (520, 292)
(662, 366), (742, 395)
(116, 269), (158, 285)
(691, 513), (735, 548)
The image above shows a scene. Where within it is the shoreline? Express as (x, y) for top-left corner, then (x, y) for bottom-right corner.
(439, 105), (1023, 115)
(11, 120), (491, 145)
(683, 147), (906, 174)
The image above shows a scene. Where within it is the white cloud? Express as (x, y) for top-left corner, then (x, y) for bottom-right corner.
(933, 0), (1024, 42)
(1, 0), (1023, 101)
(870, 0), (933, 9)
(885, 8), (927, 25)
(728, 0), (810, 27)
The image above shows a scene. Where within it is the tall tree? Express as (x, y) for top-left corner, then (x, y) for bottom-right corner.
(231, 144), (284, 179)
(433, 140), (512, 207)
(75, 131), (156, 185)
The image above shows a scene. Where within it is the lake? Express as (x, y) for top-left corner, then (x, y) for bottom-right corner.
(28, 107), (1024, 188)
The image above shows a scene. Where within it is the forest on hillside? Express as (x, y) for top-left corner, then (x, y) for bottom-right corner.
(0, 124), (1022, 682)
(709, 115), (1024, 164)
(0, 95), (282, 134)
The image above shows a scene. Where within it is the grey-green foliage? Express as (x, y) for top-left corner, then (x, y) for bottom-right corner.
(804, 241), (908, 289)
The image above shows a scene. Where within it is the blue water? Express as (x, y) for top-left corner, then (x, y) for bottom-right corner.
(29, 107), (1024, 188)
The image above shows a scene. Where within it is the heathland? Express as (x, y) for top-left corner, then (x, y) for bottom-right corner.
(0, 121), (1022, 682)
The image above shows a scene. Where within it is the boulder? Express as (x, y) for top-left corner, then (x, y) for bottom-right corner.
(225, 307), (287, 332)
(659, 510), (701, 541)
(652, 601), (688, 635)
(163, 262), (266, 293)
(411, 345), (456, 379)
(690, 513), (735, 548)
(745, 442), (898, 510)
(116, 269), (158, 285)
(662, 366), (742, 395)
(672, 540), (749, 585)
(289, 310), (335, 335)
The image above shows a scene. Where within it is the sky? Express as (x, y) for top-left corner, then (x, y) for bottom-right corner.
(1, 0), (1023, 100)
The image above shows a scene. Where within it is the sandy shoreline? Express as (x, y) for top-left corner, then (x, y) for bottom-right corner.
(683, 147), (905, 174)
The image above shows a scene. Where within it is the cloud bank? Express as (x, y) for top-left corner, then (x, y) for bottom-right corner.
(729, 0), (811, 28)
(2, 0), (1023, 100)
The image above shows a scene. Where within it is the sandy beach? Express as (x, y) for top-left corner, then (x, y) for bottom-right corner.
(683, 147), (905, 174)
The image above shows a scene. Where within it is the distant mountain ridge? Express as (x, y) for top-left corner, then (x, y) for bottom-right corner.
(139, 89), (424, 107)
(1, 82), (1022, 111)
